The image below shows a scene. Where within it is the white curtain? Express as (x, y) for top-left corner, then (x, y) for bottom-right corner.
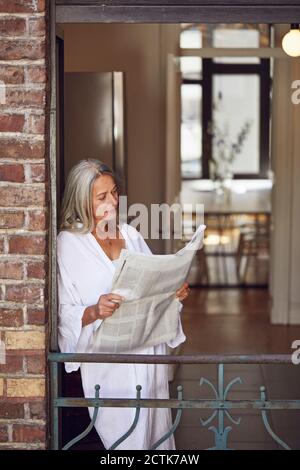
(270, 25), (300, 324)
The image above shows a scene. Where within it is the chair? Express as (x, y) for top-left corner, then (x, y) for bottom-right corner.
(236, 217), (270, 283)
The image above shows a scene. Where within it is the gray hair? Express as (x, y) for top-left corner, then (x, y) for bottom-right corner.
(59, 158), (120, 234)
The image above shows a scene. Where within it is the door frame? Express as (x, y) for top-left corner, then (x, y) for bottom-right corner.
(49, 1), (300, 345)
(48, 0), (300, 448)
(55, 0), (300, 23)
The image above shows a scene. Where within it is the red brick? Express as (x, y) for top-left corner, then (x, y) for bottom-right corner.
(26, 260), (45, 279)
(29, 401), (45, 420)
(27, 308), (45, 325)
(0, 139), (45, 159)
(1, 186), (45, 207)
(0, 308), (23, 327)
(0, 210), (24, 229)
(0, 114), (24, 132)
(0, 66), (24, 84)
(27, 210), (46, 230)
(9, 235), (45, 255)
(0, 260), (23, 279)
(5, 284), (43, 304)
(26, 354), (45, 374)
(4, 88), (45, 107)
(0, 353), (23, 373)
(0, 401), (24, 419)
(27, 114), (45, 134)
(0, 1), (45, 14)
(28, 16), (45, 36)
(0, 425), (8, 442)
(29, 163), (45, 182)
(27, 66), (46, 84)
(12, 424), (45, 443)
(0, 17), (26, 36)
(0, 163), (25, 182)
(0, 39), (45, 61)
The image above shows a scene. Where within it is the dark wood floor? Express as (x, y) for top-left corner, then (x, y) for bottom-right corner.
(169, 287), (300, 450)
(178, 287), (300, 354)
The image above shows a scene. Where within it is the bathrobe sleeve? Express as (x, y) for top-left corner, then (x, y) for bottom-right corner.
(57, 260), (91, 345)
(57, 235), (103, 373)
(127, 225), (186, 349)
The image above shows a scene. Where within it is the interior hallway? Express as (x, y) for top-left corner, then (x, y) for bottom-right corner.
(169, 287), (300, 450)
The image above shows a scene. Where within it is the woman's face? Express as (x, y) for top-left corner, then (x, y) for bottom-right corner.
(92, 174), (119, 227)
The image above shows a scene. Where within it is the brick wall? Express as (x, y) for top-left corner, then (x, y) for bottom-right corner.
(0, 0), (48, 449)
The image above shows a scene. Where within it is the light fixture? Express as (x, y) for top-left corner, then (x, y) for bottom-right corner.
(282, 23), (300, 57)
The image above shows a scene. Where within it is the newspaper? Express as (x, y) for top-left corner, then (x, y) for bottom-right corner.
(89, 224), (206, 353)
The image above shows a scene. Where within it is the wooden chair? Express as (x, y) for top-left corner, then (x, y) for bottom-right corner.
(236, 217), (270, 283)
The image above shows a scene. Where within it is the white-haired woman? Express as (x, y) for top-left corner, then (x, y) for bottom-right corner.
(57, 158), (189, 450)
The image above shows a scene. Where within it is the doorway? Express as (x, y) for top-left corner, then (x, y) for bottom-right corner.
(50, 1), (300, 451)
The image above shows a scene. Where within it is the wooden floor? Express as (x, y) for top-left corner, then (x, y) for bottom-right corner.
(169, 287), (300, 450)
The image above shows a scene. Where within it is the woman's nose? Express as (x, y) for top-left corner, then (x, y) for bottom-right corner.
(108, 193), (118, 206)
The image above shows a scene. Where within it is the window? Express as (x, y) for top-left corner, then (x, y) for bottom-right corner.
(180, 24), (272, 179)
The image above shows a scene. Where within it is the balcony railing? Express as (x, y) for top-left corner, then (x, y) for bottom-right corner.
(48, 353), (299, 450)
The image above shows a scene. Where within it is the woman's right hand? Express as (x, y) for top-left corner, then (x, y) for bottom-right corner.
(82, 293), (124, 326)
(95, 293), (125, 320)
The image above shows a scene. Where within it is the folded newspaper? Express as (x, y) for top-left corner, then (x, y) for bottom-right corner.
(89, 224), (206, 353)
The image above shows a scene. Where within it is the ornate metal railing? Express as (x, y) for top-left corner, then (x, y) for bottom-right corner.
(48, 353), (299, 450)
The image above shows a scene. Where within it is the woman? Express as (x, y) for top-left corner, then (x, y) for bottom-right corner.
(57, 158), (190, 450)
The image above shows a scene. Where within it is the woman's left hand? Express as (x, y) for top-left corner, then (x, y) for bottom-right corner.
(176, 282), (190, 302)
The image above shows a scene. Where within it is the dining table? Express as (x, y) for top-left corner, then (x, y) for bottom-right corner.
(180, 179), (272, 285)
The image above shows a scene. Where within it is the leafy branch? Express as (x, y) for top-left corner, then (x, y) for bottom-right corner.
(207, 119), (252, 179)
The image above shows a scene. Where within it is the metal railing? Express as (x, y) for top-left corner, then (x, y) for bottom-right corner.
(48, 353), (299, 450)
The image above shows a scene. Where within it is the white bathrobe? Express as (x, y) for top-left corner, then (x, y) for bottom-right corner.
(57, 223), (186, 450)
